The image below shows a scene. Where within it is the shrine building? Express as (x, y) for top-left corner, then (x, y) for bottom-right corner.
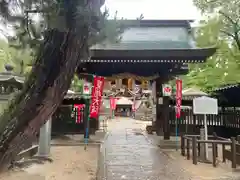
(78, 19), (216, 140)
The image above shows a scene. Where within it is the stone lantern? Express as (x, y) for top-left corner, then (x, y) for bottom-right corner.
(0, 64), (25, 95)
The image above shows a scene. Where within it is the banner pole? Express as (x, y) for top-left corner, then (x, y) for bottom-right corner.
(84, 75), (94, 150)
(175, 78), (182, 151)
(175, 116), (178, 151)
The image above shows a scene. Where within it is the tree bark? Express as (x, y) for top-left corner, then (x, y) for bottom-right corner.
(0, 27), (89, 170)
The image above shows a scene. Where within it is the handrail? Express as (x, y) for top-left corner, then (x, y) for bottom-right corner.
(181, 133), (238, 168)
(213, 134), (230, 141)
(197, 140), (231, 144)
(183, 134), (215, 139)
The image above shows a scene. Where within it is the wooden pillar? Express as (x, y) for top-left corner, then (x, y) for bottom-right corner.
(127, 78), (133, 90)
(148, 81), (151, 90)
(141, 80), (148, 89)
(155, 78), (162, 135)
(116, 79), (122, 89)
(155, 78), (170, 140)
(131, 79), (135, 90)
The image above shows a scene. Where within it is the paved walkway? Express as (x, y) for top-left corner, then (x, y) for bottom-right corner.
(103, 118), (192, 180)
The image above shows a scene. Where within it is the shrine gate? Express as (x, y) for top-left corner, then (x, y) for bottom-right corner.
(78, 19), (216, 140)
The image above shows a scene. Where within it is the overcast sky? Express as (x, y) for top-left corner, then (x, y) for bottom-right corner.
(102, 0), (201, 20)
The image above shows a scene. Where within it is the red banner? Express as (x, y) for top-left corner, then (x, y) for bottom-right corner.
(90, 76), (105, 119)
(176, 79), (182, 118)
(110, 97), (117, 110)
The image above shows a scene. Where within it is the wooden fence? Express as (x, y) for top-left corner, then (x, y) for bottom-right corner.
(181, 133), (240, 168)
(169, 107), (240, 137)
(52, 106), (98, 135)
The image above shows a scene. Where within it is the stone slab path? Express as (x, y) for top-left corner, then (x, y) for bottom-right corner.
(102, 118), (193, 180)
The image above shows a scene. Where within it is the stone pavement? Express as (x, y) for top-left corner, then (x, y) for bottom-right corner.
(102, 118), (194, 180)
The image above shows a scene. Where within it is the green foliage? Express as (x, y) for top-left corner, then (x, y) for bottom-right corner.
(0, 40), (14, 70)
(180, 17), (240, 91)
(89, 10), (127, 45)
(70, 75), (84, 92)
(179, 0), (240, 92)
(193, 0), (240, 50)
(0, 40), (32, 74)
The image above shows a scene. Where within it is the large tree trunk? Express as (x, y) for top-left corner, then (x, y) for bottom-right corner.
(0, 27), (89, 170)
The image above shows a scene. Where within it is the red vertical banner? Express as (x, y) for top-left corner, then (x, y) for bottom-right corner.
(110, 97), (117, 110)
(74, 104), (85, 123)
(176, 79), (182, 118)
(90, 76), (105, 119)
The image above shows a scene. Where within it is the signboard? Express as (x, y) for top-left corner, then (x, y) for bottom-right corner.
(193, 96), (218, 160)
(162, 84), (172, 96)
(89, 76), (105, 118)
(193, 96), (218, 115)
(74, 104), (85, 123)
(158, 97), (163, 105)
(176, 79), (182, 118)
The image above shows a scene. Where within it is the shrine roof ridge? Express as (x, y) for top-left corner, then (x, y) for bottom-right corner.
(0, 72), (25, 84)
(119, 19), (194, 28)
(213, 83), (240, 92)
(90, 47), (217, 61)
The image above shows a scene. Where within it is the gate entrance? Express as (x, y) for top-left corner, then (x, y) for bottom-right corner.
(77, 19), (216, 140)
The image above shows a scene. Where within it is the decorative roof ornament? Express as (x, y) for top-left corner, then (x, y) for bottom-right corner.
(5, 64), (14, 72)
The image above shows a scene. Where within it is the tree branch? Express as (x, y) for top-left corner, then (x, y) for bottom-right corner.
(233, 21), (240, 50)
(219, 11), (240, 50)
(219, 11), (237, 26)
(234, 30), (240, 50)
(221, 30), (235, 38)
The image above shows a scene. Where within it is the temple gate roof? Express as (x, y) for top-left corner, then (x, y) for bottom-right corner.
(79, 20), (216, 78)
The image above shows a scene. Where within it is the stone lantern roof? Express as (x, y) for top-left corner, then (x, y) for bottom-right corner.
(0, 65), (25, 85)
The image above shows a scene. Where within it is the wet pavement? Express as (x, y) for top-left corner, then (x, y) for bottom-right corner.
(103, 118), (193, 180)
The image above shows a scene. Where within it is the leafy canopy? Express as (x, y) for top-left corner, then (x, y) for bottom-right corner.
(179, 1), (240, 91)
(193, 0), (240, 50)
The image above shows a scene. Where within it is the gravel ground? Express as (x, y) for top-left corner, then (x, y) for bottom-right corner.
(0, 145), (99, 180)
